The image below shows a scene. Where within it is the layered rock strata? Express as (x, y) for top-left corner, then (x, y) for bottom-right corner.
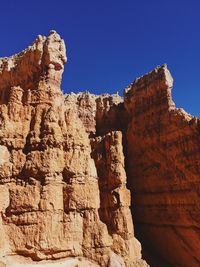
(0, 31), (148, 267)
(124, 65), (200, 267)
(70, 66), (200, 267)
(1, 30), (199, 267)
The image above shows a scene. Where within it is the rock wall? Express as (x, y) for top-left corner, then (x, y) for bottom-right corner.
(124, 65), (200, 267)
(64, 92), (128, 136)
(1, 30), (199, 267)
(0, 32), (148, 267)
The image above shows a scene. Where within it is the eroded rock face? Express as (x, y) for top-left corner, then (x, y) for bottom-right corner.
(1, 31), (199, 267)
(124, 65), (200, 267)
(0, 32), (148, 267)
(64, 92), (128, 136)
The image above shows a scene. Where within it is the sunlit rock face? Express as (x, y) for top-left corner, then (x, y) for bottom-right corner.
(1, 30), (199, 267)
(0, 31), (148, 267)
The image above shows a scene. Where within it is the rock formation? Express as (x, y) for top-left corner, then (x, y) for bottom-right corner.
(0, 31), (199, 267)
(0, 31), (148, 267)
(124, 66), (200, 267)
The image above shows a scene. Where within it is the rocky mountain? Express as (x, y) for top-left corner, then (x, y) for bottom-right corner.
(0, 31), (199, 267)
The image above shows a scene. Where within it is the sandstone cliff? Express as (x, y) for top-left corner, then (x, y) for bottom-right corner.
(124, 65), (200, 267)
(65, 65), (200, 267)
(0, 31), (199, 267)
(0, 31), (148, 267)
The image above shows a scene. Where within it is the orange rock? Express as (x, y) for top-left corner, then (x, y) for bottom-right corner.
(125, 65), (200, 267)
(0, 31), (148, 267)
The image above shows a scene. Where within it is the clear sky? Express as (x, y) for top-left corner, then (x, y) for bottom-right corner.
(0, 0), (199, 116)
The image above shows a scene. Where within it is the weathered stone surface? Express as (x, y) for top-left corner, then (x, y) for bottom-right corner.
(64, 92), (128, 136)
(0, 31), (148, 267)
(3, 29), (199, 267)
(124, 65), (200, 267)
(91, 131), (141, 265)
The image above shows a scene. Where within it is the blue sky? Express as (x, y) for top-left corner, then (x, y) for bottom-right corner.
(0, 0), (199, 116)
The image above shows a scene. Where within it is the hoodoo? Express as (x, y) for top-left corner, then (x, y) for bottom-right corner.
(0, 31), (147, 267)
